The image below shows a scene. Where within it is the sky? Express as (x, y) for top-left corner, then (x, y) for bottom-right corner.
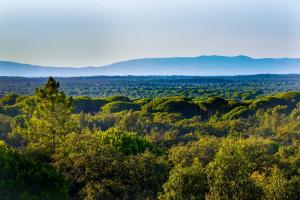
(0, 0), (300, 67)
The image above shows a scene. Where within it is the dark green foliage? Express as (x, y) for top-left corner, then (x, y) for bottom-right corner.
(143, 97), (203, 118)
(222, 106), (254, 120)
(73, 96), (109, 113)
(0, 94), (19, 106)
(53, 133), (169, 200)
(250, 92), (300, 111)
(133, 98), (152, 106)
(0, 104), (21, 117)
(101, 101), (140, 113)
(122, 152), (170, 199)
(0, 141), (69, 199)
(0, 114), (11, 139)
(2, 75), (300, 99)
(227, 99), (245, 109)
(53, 132), (124, 199)
(105, 96), (132, 102)
(197, 96), (229, 115)
(250, 96), (284, 110)
(2, 77), (300, 199)
(274, 91), (300, 102)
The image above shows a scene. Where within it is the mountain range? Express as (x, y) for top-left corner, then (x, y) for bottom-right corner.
(1, 55), (300, 77)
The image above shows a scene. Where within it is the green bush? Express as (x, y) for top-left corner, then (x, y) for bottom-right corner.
(159, 160), (208, 200)
(101, 101), (140, 113)
(0, 94), (19, 106)
(221, 106), (254, 120)
(250, 96), (284, 110)
(0, 141), (69, 199)
(196, 97), (229, 115)
(0, 105), (21, 117)
(105, 96), (132, 102)
(143, 97), (203, 118)
(73, 96), (109, 113)
(98, 128), (157, 155)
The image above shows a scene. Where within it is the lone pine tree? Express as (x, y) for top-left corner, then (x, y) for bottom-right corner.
(13, 77), (73, 154)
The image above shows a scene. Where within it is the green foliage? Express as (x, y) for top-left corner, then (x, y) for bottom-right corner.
(143, 96), (203, 118)
(133, 98), (152, 106)
(73, 96), (109, 113)
(0, 114), (11, 138)
(3, 75), (300, 99)
(53, 132), (123, 199)
(2, 77), (300, 199)
(105, 96), (132, 102)
(197, 96), (228, 114)
(159, 160), (208, 200)
(250, 96), (283, 110)
(258, 167), (294, 200)
(12, 77), (74, 155)
(206, 139), (263, 200)
(221, 106), (254, 120)
(168, 136), (220, 166)
(0, 94), (19, 106)
(53, 133), (169, 200)
(0, 104), (21, 117)
(101, 101), (140, 113)
(273, 91), (300, 102)
(276, 143), (300, 177)
(250, 92), (300, 111)
(0, 141), (69, 199)
(98, 128), (157, 155)
(122, 151), (170, 199)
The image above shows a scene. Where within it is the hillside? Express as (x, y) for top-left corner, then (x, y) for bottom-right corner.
(1, 55), (300, 77)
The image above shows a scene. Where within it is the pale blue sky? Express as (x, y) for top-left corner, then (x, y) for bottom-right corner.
(0, 0), (299, 67)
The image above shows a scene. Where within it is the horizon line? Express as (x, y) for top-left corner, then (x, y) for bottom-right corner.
(1, 74), (300, 79)
(1, 54), (300, 69)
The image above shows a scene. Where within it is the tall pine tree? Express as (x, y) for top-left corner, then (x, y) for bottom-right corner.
(14, 77), (74, 154)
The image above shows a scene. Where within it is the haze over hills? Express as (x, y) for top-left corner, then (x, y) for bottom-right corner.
(1, 55), (300, 77)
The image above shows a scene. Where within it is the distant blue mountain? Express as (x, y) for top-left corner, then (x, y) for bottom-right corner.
(1, 55), (300, 77)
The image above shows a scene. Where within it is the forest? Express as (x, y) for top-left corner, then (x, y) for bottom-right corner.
(0, 77), (299, 200)
(1, 74), (300, 100)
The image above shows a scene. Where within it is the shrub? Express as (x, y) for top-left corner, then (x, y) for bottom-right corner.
(101, 101), (140, 113)
(73, 96), (109, 113)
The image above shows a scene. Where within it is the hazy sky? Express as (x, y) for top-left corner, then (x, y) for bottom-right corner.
(0, 0), (300, 67)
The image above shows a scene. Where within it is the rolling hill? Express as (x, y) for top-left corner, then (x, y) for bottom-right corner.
(1, 55), (300, 77)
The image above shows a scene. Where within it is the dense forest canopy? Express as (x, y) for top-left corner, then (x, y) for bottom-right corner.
(1, 74), (300, 99)
(0, 77), (299, 199)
